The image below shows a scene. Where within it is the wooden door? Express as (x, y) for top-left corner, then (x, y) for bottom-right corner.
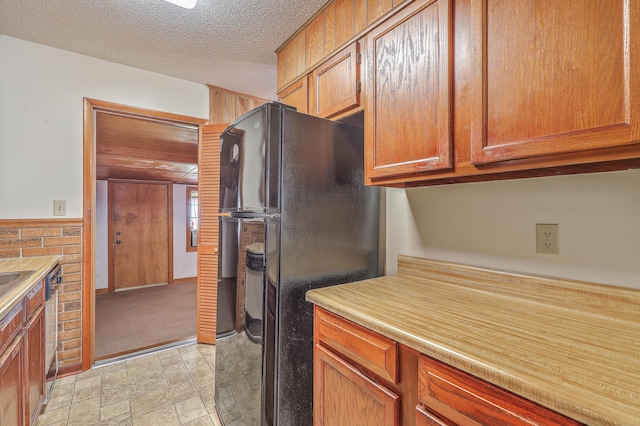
(365, 0), (453, 183)
(110, 181), (169, 291)
(197, 124), (226, 344)
(470, 0), (640, 164)
(309, 41), (361, 119)
(25, 307), (45, 425)
(314, 344), (400, 426)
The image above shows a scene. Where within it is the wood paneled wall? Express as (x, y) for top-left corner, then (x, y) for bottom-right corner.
(208, 85), (269, 124)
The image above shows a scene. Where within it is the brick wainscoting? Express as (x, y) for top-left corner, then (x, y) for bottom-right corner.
(0, 219), (83, 373)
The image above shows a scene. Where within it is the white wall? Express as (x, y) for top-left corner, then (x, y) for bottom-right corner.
(386, 169), (640, 289)
(95, 182), (197, 289)
(0, 36), (209, 219)
(95, 180), (109, 289)
(173, 184), (198, 279)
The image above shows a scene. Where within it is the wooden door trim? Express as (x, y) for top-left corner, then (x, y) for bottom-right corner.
(82, 98), (206, 370)
(107, 180), (173, 292)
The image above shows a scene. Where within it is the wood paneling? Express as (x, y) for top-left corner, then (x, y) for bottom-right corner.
(196, 124), (226, 344)
(335, 0), (354, 47)
(368, 0), (393, 23)
(325, 2), (337, 54)
(470, 0), (640, 165)
(354, 0), (368, 34)
(208, 86), (269, 124)
(306, 11), (327, 69)
(95, 111), (200, 184)
(365, 0), (452, 181)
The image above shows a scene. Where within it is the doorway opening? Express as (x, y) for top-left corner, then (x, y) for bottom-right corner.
(83, 98), (208, 367)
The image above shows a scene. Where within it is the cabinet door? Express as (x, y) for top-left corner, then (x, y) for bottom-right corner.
(365, 0), (453, 182)
(0, 335), (25, 426)
(470, 0), (640, 164)
(314, 344), (400, 426)
(279, 76), (309, 114)
(309, 42), (361, 119)
(25, 307), (45, 425)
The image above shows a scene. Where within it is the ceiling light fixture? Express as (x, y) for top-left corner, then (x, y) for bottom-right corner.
(164, 0), (197, 9)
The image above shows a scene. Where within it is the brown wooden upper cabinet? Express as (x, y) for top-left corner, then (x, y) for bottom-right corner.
(277, 0), (640, 187)
(365, 0), (453, 182)
(309, 41), (362, 118)
(470, 0), (640, 165)
(279, 76), (309, 114)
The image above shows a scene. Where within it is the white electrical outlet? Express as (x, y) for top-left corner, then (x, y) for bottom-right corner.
(53, 200), (67, 216)
(536, 224), (559, 255)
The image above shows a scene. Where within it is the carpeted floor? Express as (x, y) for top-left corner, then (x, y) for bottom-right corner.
(95, 281), (197, 359)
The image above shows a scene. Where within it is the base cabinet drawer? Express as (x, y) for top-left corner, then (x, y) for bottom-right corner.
(418, 356), (582, 426)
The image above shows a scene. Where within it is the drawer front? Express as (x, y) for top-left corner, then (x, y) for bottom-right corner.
(25, 280), (44, 321)
(0, 302), (24, 354)
(315, 307), (398, 384)
(418, 356), (582, 426)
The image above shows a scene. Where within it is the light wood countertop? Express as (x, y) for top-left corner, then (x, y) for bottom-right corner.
(0, 256), (60, 318)
(306, 255), (640, 426)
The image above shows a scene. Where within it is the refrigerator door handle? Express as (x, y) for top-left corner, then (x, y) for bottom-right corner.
(230, 211), (281, 219)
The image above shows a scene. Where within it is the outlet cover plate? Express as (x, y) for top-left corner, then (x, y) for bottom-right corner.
(53, 200), (67, 216)
(536, 223), (559, 255)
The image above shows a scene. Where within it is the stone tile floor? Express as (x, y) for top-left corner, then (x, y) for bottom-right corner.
(36, 343), (223, 426)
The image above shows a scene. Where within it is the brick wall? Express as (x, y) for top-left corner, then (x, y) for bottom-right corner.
(0, 219), (83, 370)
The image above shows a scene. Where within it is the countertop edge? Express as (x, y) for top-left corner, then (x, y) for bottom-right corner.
(0, 256), (61, 318)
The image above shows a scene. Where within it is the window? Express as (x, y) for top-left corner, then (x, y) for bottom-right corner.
(186, 186), (198, 251)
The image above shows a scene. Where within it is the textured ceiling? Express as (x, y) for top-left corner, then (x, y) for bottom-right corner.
(0, 0), (327, 100)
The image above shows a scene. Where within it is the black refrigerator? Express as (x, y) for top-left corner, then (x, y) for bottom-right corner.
(214, 102), (380, 425)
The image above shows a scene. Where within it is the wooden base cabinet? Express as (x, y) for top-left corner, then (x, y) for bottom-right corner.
(25, 306), (45, 425)
(0, 334), (25, 426)
(417, 354), (582, 426)
(314, 307), (419, 426)
(315, 344), (400, 425)
(0, 278), (47, 426)
(313, 306), (583, 426)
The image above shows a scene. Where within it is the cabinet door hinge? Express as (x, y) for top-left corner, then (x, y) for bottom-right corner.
(356, 81), (362, 93)
(356, 52), (362, 64)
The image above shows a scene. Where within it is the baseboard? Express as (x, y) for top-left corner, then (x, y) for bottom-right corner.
(95, 288), (108, 295)
(57, 362), (83, 378)
(173, 277), (197, 284)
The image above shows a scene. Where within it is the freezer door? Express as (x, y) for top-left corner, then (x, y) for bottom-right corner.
(220, 107), (270, 213)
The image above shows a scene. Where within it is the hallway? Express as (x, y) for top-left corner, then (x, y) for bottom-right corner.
(95, 282), (197, 360)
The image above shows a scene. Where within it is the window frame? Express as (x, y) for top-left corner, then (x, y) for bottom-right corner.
(186, 186), (198, 252)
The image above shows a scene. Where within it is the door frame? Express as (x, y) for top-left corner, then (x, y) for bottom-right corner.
(82, 98), (207, 370)
(108, 179), (173, 293)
